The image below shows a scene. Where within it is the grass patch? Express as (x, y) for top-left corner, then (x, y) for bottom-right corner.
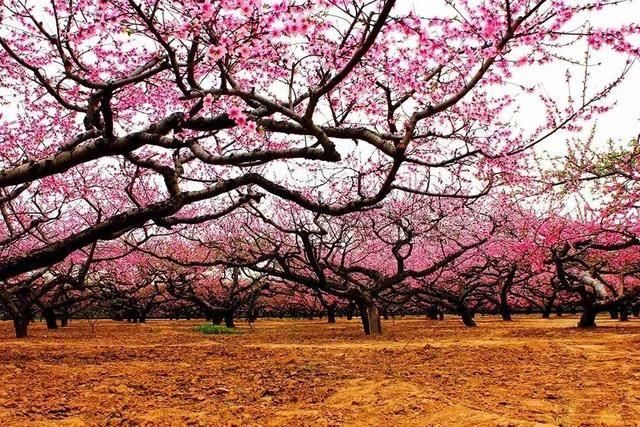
(195, 324), (240, 335)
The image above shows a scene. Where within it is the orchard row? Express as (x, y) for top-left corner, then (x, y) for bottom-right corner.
(1, 0), (639, 338)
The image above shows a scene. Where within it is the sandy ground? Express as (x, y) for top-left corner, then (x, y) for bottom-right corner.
(1, 315), (640, 426)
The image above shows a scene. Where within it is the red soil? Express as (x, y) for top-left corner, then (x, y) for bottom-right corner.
(1, 316), (640, 426)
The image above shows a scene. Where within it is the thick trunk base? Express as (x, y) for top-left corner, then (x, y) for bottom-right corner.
(619, 304), (629, 322)
(578, 307), (597, 328)
(500, 308), (512, 321)
(224, 311), (235, 329)
(358, 303), (381, 335)
(346, 302), (356, 321)
(13, 317), (29, 338)
(43, 308), (58, 330)
(211, 312), (224, 325)
(327, 307), (336, 324)
(460, 311), (477, 327)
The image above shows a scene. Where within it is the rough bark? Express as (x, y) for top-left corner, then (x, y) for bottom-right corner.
(499, 267), (515, 321)
(13, 316), (29, 338)
(43, 307), (58, 329)
(460, 309), (477, 327)
(327, 306), (336, 324)
(224, 310), (235, 329)
(358, 302), (381, 335)
(578, 301), (597, 328)
(619, 303), (629, 322)
(346, 301), (356, 321)
(211, 311), (224, 325)
(499, 305), (512, 321)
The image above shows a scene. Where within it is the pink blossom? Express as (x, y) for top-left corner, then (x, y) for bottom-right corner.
(207, 45), (227, 61)
(228, 105), (247, 125)
(201, 1), (215, 21)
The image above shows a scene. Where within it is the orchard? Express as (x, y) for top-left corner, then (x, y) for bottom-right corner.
(1, 0), (640, 424)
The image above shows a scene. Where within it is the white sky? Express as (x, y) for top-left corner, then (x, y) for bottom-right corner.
(408, 0), (640, 154)
(3, 1), (638, 148)
(2, 0), (639, 193)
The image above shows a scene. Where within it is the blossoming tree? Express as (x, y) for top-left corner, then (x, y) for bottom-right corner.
(1, 0), (639, 336)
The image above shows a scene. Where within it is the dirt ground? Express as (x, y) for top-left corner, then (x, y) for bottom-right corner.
(1, 316), (640, 426)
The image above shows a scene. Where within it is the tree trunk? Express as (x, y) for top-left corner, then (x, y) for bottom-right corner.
(499, 303), (512, 321)
(346, 302), (356, 321)
(427, 306), (439, 320)
(632, 304), (640, 317)
(578, 301), (597, 328)
(13, 316), (29, 338)
(460, 309), (477, 327)
(139, 315), (146, 323)
(619, 303), (629, 322)
(609, 306), (619, 319)
(357, 302), (381, 335)
(542, 293), (556, 318)
(60, 315), (69, 327)
(42, 307), (58, 330)
(556, 306), (563, 317)
(224, 310), (235, 329)
(499, 287), (512, 321)
(211, 311), (224, 325)
(327, 306), (336, 324)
